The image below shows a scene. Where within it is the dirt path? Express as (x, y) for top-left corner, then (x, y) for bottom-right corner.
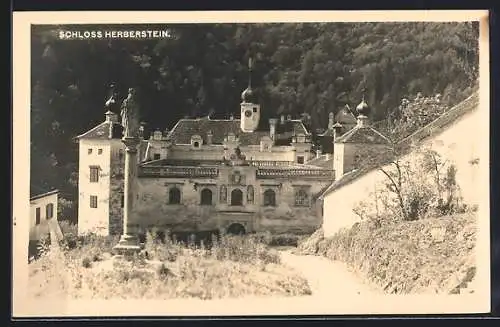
(280, 250), (382, 297)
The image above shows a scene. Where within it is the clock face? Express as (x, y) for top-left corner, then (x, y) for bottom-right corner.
(244, 110), (252, 117)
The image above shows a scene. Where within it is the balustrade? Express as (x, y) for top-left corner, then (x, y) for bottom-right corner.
(139, 166), (219, 178)
(256, 168), (334, 179)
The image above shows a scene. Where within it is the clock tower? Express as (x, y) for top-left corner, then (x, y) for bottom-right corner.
(240, 57), (260, 133)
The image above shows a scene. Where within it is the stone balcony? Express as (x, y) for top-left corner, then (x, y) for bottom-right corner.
(138, 161), (334, 180)
(138, 166), (219, 178)
(257, 168), (334, 180)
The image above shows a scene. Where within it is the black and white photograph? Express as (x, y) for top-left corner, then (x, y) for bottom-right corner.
(12, 10), (491, 317)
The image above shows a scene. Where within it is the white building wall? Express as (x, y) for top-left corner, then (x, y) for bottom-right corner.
(29, 193), (58, 241)
(323, 107), (483, 237)
(77, 139), (112, 236)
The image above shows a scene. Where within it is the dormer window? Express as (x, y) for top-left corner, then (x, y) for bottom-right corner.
(191, 135), (203, 149)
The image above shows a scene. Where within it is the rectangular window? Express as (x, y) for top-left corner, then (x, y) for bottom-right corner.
(98, 148), (103, 155)
(90, 195), (98, 208)
(89, 166), (99, 183)
(35, 207), (41, 225)
(120, 193), (124, 208)
(153, 153), (161, 160)
(46, 203), (54, 219)
(88, 148), (93, 155)
(297, 156), (305, 164)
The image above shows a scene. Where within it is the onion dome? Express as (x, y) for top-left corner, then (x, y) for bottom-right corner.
(241, 86), (257, 103)
(356, 97), (370, 116)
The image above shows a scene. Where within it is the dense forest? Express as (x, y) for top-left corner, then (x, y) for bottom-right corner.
(30, 22), (479, 221)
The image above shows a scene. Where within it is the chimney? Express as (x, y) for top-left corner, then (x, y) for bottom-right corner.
(280, 115), (285, 124)
(138, 125), (144, 139)
(269, 118), (278, 141)
(316, 148), (321, 159)
(230, 113), (234, 121)
(286, 114), (292, 121)
(328, 112), (334, 129)
(138, 121), (146, 139)
(332, 122), (342, 142)
(105, 110), (118, 123)
(206, 130), (213, 145)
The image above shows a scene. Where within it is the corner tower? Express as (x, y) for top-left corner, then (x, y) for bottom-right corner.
(240, 57), (260, 132)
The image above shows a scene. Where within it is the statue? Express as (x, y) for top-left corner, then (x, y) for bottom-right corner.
(247, 185), (254, 203)
(120, 88), (140, 138)
(220, 185), (227, 202)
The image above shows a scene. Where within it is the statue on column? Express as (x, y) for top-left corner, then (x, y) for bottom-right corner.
(120, 88), (140, 138)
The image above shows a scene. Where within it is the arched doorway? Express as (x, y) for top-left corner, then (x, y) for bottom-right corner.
(230, 189), (243, 206)
(226, 223), (246, 235)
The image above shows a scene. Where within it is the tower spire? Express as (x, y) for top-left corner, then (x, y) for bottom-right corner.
(248, 56), (253, 89)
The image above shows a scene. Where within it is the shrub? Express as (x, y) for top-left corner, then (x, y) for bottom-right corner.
(143, 229), (181, 262)
(296, 228), (324, 255)
(251, 232), (306, 247)
(210, 235), (281, 265)
(82, 257), (92, 268)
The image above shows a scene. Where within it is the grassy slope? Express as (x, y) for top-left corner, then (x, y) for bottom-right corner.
(298, 212), (477, 294)
(28, 234), (312, 300)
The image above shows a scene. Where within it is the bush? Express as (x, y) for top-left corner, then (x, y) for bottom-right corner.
(82, 257), (92, 268)
(296, 228), (324, 255)
(143, 229), (181, 262)
(210, 235), (281, 265)
(251, 231), (307, 247)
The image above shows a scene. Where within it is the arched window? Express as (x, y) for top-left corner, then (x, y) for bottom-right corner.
(169, 187), (181, 204)
(45, 203), (54, 219)
(200, 188), (213, 205)
(295, 189), (309, 207)
(231, 189), (243, 206)
(263, 189), (276, 207)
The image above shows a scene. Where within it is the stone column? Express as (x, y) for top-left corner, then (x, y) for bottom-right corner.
(113, 136), (141, 255)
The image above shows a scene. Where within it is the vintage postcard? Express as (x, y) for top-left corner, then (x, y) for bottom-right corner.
(12, 10), (491, 317)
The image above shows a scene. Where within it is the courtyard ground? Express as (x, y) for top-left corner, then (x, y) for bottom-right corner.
(279, 250), (381, 296)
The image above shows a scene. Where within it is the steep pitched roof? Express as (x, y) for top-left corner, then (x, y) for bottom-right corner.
(167, 117), (309, 146)
(75, 121), (123, 140)
(319, 91), (480, 199)
(335, 125), (391, 144)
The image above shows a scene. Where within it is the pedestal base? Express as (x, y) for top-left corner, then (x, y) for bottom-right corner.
(112, 234), (141, 256)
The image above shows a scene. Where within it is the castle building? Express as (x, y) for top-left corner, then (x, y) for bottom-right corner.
(75, 66), (343, 237)
(74, 59), (389, 237)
